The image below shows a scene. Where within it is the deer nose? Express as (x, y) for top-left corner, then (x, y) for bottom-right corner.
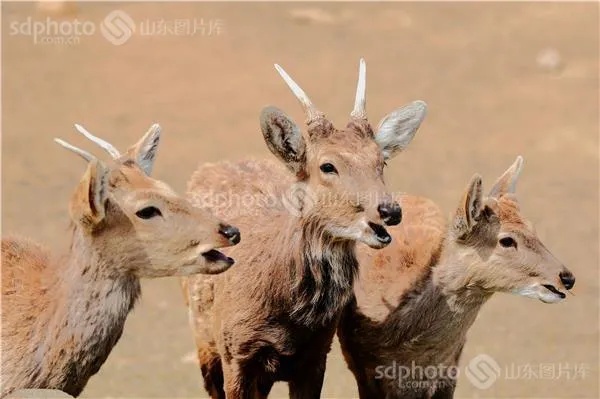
(378, 202), (402, 226)
(559, 270), (575, 290)
(219, 224), (241, 245)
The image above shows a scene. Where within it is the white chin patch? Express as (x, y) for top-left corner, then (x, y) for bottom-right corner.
(354, 227), (386, 249)
(329, 222), (389, 249)
(359, 234), (386, 249)
(513, 284), (565, 304)
(537, 290), (565, 304)
(328, 225), (363, 242)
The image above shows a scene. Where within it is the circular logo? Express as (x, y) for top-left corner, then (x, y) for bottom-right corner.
(101, 10), (135, 46)
(465, 354), (501, 390)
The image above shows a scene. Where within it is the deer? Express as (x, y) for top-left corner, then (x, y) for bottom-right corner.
(336, 156), (576, 399)
(180, 59), (428, 398)
(1, 124), (241, 398)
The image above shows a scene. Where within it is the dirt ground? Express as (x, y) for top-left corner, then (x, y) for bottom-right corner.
(2, 2), (598, 398)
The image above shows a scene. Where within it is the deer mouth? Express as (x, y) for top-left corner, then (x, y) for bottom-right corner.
(368, 222), (392, 246)
(542, 284), (566, 300)
(514, 283), (566, 303)
(202, 249), (234, 266)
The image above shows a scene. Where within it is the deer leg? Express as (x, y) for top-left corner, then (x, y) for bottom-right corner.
(287, 357), (326, 399)
(341, 358), (378, 399)
(356, 373), (379, 399)
(198, 346), (225, 399)
(255, 373), (274, 399)
(222, 361), (256, 399)
(431, 382), (456, 399)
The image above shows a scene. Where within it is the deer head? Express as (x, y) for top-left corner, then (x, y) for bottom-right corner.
(448, 156), (575, 303)
(261, 59), (427, 249)
(55, 124), (240, 277)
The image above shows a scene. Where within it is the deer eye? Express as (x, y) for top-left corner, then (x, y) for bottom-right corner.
(320, 163), (338, 174)
(135, 206), (162, 219)
(499, 236), (517, 249)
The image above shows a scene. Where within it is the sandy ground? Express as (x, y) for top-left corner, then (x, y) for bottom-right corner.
(2, 2), (598, 398)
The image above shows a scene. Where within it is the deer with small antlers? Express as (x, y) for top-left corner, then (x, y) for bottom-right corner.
(181, 59), (427, 398)
(1, 125), (241, 397)
(337, 157), (576, 399)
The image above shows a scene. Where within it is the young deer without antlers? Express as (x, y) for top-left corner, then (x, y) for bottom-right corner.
(181, 59), (427, 398)
(337, 157), (576, 399)
(1, 125), (240, 397)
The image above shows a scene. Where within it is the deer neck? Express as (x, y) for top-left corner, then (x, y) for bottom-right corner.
(384, 237), (491, 359)
(34, 225), (141, 392)
(284, 216), (359, 327)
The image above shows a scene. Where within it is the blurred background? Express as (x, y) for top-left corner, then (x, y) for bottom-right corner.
(2, 2), (598, 398)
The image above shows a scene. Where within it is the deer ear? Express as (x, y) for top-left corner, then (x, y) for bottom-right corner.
(70, 160), (110, 230)
(260, 106), (306, 175)
(453, 174), (484, 237)
(489, 156), (523, 198)
(375, 100), (427, 160)
(125, 124), (161, 175)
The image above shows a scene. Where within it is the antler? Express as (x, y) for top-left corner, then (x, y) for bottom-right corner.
(489, 156), (524, 198)
(54, 138), (95, 162)
(74, 124), (121, 159)
(350, 58), (367, 120)
(54, 123), (120, 162)
(274, 64), (325, 124)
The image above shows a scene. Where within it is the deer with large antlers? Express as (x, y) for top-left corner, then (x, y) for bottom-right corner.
(1, 125), (240, 397)
(181, 59), (427, 398)
(337, 157), (576, 399)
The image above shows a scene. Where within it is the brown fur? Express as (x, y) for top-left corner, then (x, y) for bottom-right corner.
(183, 61), (426, 398)
(352, 194), (446, 323)
(1, 130), (239, 397)
(184, 151), (386, 398)
(338, 159), (576, 399)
